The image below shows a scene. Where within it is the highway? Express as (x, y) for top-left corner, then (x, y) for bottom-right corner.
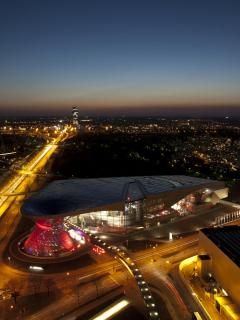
(0, 128), (72, 254)
(0, 130), (71, 220)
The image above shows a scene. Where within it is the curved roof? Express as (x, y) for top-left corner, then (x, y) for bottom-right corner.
(21, 175), (224, 218)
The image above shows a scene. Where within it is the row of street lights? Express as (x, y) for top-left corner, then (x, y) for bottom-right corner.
(83, 227), (160, 320)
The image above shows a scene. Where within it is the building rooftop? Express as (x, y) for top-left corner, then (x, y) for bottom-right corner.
(201, 226), (240, 267)
(21, 175), (223, 218)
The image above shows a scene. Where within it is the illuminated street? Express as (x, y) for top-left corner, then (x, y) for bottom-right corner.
(0, 126), (76, 217)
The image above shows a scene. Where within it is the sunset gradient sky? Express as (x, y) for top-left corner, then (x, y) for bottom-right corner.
(1, 0), (240, 116)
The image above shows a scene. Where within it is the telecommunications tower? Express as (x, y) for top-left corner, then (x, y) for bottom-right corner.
(72, 106), (79, 126)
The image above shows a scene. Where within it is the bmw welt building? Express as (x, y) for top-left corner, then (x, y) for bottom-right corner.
(20, 175), (227, 257)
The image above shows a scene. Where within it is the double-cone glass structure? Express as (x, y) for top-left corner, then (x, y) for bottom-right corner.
(24, 218), (74, 256)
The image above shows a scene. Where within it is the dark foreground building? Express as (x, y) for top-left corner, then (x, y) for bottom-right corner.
(21, 175), (227, 257)
(198, 226), (240, 319)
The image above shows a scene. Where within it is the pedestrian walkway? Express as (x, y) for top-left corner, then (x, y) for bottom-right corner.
(179, 256), (222, 320)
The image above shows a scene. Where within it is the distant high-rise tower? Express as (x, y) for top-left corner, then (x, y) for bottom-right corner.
(72, 106), (79, 126)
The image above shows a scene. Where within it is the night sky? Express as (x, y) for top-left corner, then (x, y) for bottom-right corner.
(1, 0), (240, 116)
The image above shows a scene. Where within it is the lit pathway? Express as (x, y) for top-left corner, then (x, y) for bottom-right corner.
(82, 227), (160, 320)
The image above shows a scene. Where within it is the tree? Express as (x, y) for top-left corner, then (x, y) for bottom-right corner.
(30, 276), (42, 295)
(11, 291), (20, 306)
(76, 284), (81, 306)
(7, 280), (20, 306)
(93, 279), (100, 298)
(44, 278), (55, 296)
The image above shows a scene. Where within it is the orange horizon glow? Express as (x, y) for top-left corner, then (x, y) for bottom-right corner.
(1, 82), (240, 114)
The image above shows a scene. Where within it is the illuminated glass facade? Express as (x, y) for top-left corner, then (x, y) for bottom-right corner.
(69, 210), (125, 228)
(68, 199), (145, 230)
(171, 189), (216, 215)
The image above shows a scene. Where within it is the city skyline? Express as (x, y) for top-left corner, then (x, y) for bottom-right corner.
(1, 0), (240, 116)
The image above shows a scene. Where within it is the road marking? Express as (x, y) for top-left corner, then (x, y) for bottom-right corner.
(90, 299), (130, 320)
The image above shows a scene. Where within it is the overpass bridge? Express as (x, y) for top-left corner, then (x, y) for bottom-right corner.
(0, 190), (37, 197)
(15, 169), (57, 177)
